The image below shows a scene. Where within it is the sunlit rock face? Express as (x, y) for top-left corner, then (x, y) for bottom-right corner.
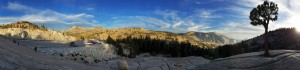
(0, 21), (75, 42)
(181, 31), (237, 44)
(0, 28), (76, 42)
(63, 26), (222, 48)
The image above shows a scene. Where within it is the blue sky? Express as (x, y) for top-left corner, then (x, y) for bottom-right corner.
(0, 0), (299, 40)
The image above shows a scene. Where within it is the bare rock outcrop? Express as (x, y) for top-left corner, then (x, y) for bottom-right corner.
(0, 28), (76, 42)
(108, 56), (210, 70)
(181, 31), (237, 44)
(194, 50), (300, 70)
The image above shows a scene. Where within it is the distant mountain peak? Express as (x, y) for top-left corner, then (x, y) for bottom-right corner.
(65, 26), (79, 31)
(187, 31), (197, 33)
(183, 31), (236, 44)
(120, 27), (145, 30)
(71, 26), (79, 29)
(186, 31), (197, 35)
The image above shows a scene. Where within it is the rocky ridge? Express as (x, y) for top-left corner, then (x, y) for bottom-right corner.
(236, 28), (300, 52)
(0, 21), (76, 42)
(63, 26), (221, 48)
(0, 28), (76, 42)
(181, 31), (236, 44)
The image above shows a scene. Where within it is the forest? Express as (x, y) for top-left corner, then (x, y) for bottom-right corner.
(106, 35), (244, 59)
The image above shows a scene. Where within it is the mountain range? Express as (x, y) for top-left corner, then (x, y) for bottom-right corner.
(0, 21), (237, 48)
(63, 26), (237, 48)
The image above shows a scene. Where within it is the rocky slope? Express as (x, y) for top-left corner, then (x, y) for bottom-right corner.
(0, 36), (209, 70)
(0, 21), (76, 42)
(0, 28), (76, 42)
(110, 56), (209, 70)
(181, 31), (236, 44)
(194, 50), (300, 70)
(236, 28), (300, 52)
(0, 37), (98, 70)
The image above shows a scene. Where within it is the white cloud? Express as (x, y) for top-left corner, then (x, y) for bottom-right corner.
(109, 10), (175, 30)
(110, 10), (213, 32)
(187, 24), (211, 31)
(136, 16), (171, 28)
(66, 13), (94, 19)
(86, 7), (95, 11)
(154, 10), (181, 23)
(218, 22), (264, 40)
(172, 21), (183, 28)
(196, 10), (221, 18)
(6, 2), (37, 13)
(0, 3), (100, 30)
(154, 10), (212, 32)
(111, 16), (171, 29)
(181, 0), (224, 5)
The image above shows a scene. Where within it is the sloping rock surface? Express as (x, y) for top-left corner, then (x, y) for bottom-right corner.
(110, 56), (210, 70)
(236, 28), (300, 52)
(0, 36), (210, 70)
(0, 37), (98, 70)
(194, 50), (300, 70)
(0, 28), (76, 42)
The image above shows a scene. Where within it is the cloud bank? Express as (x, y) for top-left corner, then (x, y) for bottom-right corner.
(1, 0), (299, 40)
(0, 2), (100, 30)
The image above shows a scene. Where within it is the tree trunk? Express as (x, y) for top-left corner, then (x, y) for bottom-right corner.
(263, 25), (270, 56)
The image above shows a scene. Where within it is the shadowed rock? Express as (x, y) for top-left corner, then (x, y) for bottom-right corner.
(194, 50), (300, 70)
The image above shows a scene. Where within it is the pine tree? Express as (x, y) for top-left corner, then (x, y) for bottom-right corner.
(249, 1), (278, 56)
(40, 24), (47, 30)
(106, 36), (115, 44)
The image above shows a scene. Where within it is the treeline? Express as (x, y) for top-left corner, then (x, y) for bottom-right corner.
(215, 44), (245, 58)
(106, 35), (244, 59)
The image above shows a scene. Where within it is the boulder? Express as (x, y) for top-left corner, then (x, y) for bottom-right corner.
(20, 31), (28, 39)
(84, 57), (94, 64)
(117, 60), (129, 70)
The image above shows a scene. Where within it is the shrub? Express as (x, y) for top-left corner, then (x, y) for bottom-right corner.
(59, 54), (63, 57)
(69, 42), (77, 47)
(13, 39), (16, 43)
(34, 47), (37, 51)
